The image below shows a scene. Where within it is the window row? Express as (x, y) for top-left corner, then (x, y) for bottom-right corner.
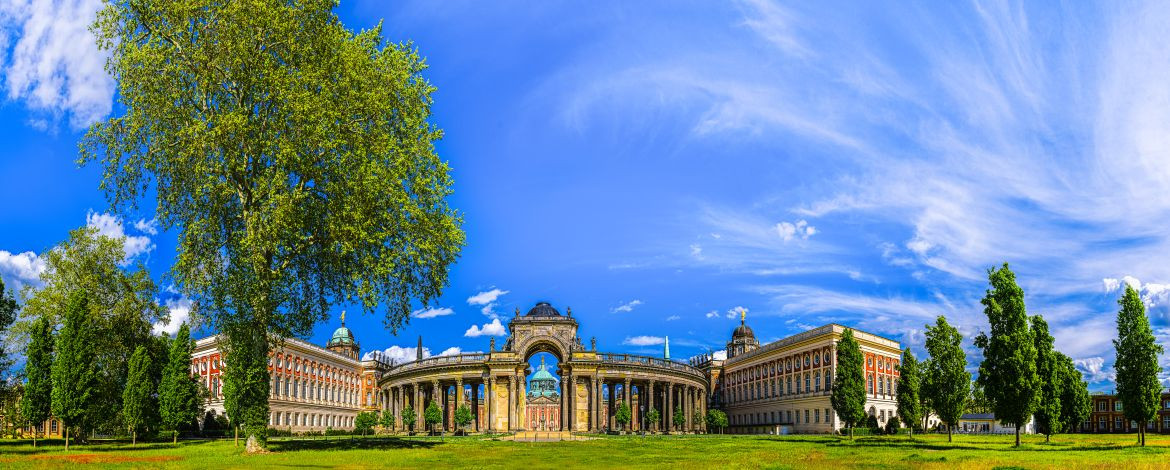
(727, 371), (833, 404)
(272, 376), (359, 405)
(728, 349), (833, 385)
(732, 408), (834, 426)
(273, 411), (353, 429)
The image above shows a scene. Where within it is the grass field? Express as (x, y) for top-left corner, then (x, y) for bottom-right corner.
(2, 432), (1169, 469)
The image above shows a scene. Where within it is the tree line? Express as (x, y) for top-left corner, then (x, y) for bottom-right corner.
(832, 263), (1161, 447)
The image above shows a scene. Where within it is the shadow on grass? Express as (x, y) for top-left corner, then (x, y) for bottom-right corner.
(267, 436), (443, 452)
(0, 437), (217, 456)
(816, 436), (1155, 453)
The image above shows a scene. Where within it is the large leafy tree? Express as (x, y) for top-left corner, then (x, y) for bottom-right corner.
(896, 347), (923, 439)
(1114, 285), (1163, 447)
(831, 328), (866, 439)
(19, 317), (53, 447)
(1055, 351), (1090, 433)
(18, 227), (165, 433)
(354, 411), (379, 436)
(924, 316), (968, 443)
(85, 0), (464, 450)
(51, 291), (99, 450)
(159, 323), (202, 443)
(974, 263), (1038, 447)
(705, 409), (727, 434)
(122, 346), (155, 445)
(1030, 315), (1061, 442)
(0, 278), (17, 389)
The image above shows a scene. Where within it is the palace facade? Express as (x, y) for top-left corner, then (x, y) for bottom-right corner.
(192, 316), (391, 432)
(693, 315), (903, 434)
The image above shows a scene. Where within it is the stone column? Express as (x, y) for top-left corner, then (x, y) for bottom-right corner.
(486, 377), (495, 432)
(471, 381), (479, 432)
(560, 371), (567, 431)
(666, 383), (674, 433)
(647, 380), (656, 432)
(507, 375), (515, 431)
(592, 376), (600, 432)
(456, 379), (464, 410)
(431, 380), (441, 432)
(700, 390), (707, 433)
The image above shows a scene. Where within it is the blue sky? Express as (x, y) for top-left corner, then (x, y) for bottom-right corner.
(3, 0), (1170, 392)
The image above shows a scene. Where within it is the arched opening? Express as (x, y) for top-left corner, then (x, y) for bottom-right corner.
(525, 351), (562, 431)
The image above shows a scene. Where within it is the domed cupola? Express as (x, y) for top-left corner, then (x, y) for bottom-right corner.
(726, 308), (760, 359)
(326, 311), (360, 359)
(525, 301), (562, 317)
(527, 356), (560, 399)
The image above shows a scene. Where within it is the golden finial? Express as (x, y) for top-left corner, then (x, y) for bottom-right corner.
(740, 308), (746, 324)
(340, 310), (346, 325)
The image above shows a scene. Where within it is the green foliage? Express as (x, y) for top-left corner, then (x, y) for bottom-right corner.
(974, 264), (1038, 446)
(967, 379), (992, 414)
(647, 409), (661, 430)
(831, 329), (866, 437)
(672, 405), (686, 430)
(924, 315), (969, 439)
(51, 291), (99, 441)
(885, 416), (901, 435)
(159, 323), (202, 441)
(453, 404), (473, 432)
(0, 278), (17, 386)
(86, 1), (465, 447)
(20, 317), (53, 441)
(1031, 315), (1061, 439)
(615, 402), (632, 429)
(705, 409), (728, 433)
(380, 408), (396, 429)
(18, 227), (165, 433)
(122, 346), (155, 442)
(221, 326), (270, 445)
(401, 405), (416, 431)
(865, 415), (881, 434)
(354, 411), (379, 436)
(1113, 285), (1163, 446)
(693, 409), (704, 431)
(1055, 351), (1090, 433)
(895, 347), (923, 437)
(424, 401), (442, 433)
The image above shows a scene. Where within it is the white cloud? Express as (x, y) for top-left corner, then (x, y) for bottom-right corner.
(711, 350), (727, 361)
(86, 211), (155, 262)
(1103, 276), (1170, 308)
(666, 315), (680, 321)
(134, 218), (158, 235)
(689, 243), (703, 258)
(726, 306), (747, 319)
(438, 346), (472, 356)
(622, 335), (665, 346)
(412, 306), (454, 319)
(467, 287), (508, 319)
(611, 299), (643, 313)
(0, 0), (113, 129)
(362, 345), (431, 364)
(1074, 357), (1113, 383)
(705, 310), (720, 318)
(0, 249), (45, 292)
(152, 296), (192, 336)
(464, 318), (507, 337)
(775, 220), (816, 242)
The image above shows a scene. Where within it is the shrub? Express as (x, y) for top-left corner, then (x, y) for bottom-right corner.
(885, 416), (901, 435)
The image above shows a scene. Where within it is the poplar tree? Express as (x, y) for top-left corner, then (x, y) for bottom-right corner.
(1055, 352), (1091, 433)
(896, 347), (923, 439)
(831, 328), (866, 439)
(1029, 315), (1062, 442)
(122, 346), (154, 445)
(0, 278), (16, 387)
(19, 317), (53, 447)
(159, 323), (201, 443)
(924, 316), (968, 443)
(1114, 285), (1163, 446)
(974, 263), (1038, 447)
(51, 291), (99, 450)
(85, 0), (464, 451)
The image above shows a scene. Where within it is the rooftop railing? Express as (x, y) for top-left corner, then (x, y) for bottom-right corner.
(597, 353), (704, 376)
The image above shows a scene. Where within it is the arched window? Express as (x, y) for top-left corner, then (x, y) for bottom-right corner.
(815, 372), (821, 392)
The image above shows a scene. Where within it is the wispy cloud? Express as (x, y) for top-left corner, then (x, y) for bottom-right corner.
(611, 299), (643, 313)
(412, 306), (455, 319)
(467, 287), (508, 319)
(465, 318), (507, 337)
(623, 335), (665, 346)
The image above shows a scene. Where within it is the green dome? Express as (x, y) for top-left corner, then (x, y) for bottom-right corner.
(527, 358), (560, 399)
(327, 325), (355, 348)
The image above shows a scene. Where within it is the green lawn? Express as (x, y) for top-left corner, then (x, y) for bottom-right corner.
(2, 432), (1169, 469)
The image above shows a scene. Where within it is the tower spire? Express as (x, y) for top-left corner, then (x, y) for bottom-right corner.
(664, 336), (671, 360)
(416, 335), (423, 361)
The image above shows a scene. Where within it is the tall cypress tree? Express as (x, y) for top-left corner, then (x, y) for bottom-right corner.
(896, 347), (923, 439)
(831, 328), (866, 439)
(1114, 284), (1163, 446)
(20, 317), (53, 447)
(122, 346), (154, 445)
(924, 315), (968, 443)
(51, 291), (98, 450)
(974, 263), (1038, 447)
(159, 323), (202, 444)
(1055, 351), (1091, 433)
(1031, 315), (1060, 442)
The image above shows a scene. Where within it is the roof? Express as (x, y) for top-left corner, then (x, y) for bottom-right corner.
(960, 413), (996, 420)
(526, 301), (562, 317)
(732, 323), (756, 340)
(327, 325), (356, 348)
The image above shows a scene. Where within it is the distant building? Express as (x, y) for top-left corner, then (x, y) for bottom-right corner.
(1083, 391), (1170, 433)
(193, 315), (390, 432)
(693, 314), (903, 434)
(526, 357), (561, 431)
(958, 413), (1034, 434)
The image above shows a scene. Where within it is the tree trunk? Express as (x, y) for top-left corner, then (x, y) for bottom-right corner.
(173, 430), (178, 444)
(849, 425), (853, 440)
(235, 425), (239, 447)
(948, 424), (953, 442)
(908, 426), (913, 439)
(1015, 426), (1020, 447)
(132, 430), (137, 446)
(65, 427), (69, 451)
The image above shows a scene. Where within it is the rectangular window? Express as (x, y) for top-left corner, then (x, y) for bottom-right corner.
(805, 409), (810, 424)
(826, 408), (831, 425)
(815, 409), (820, 423)
(51, 420), (58, 433)
(1115, 402), (1123, 411)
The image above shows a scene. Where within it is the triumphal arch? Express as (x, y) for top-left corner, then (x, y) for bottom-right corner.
(375, 302), (709, 433)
